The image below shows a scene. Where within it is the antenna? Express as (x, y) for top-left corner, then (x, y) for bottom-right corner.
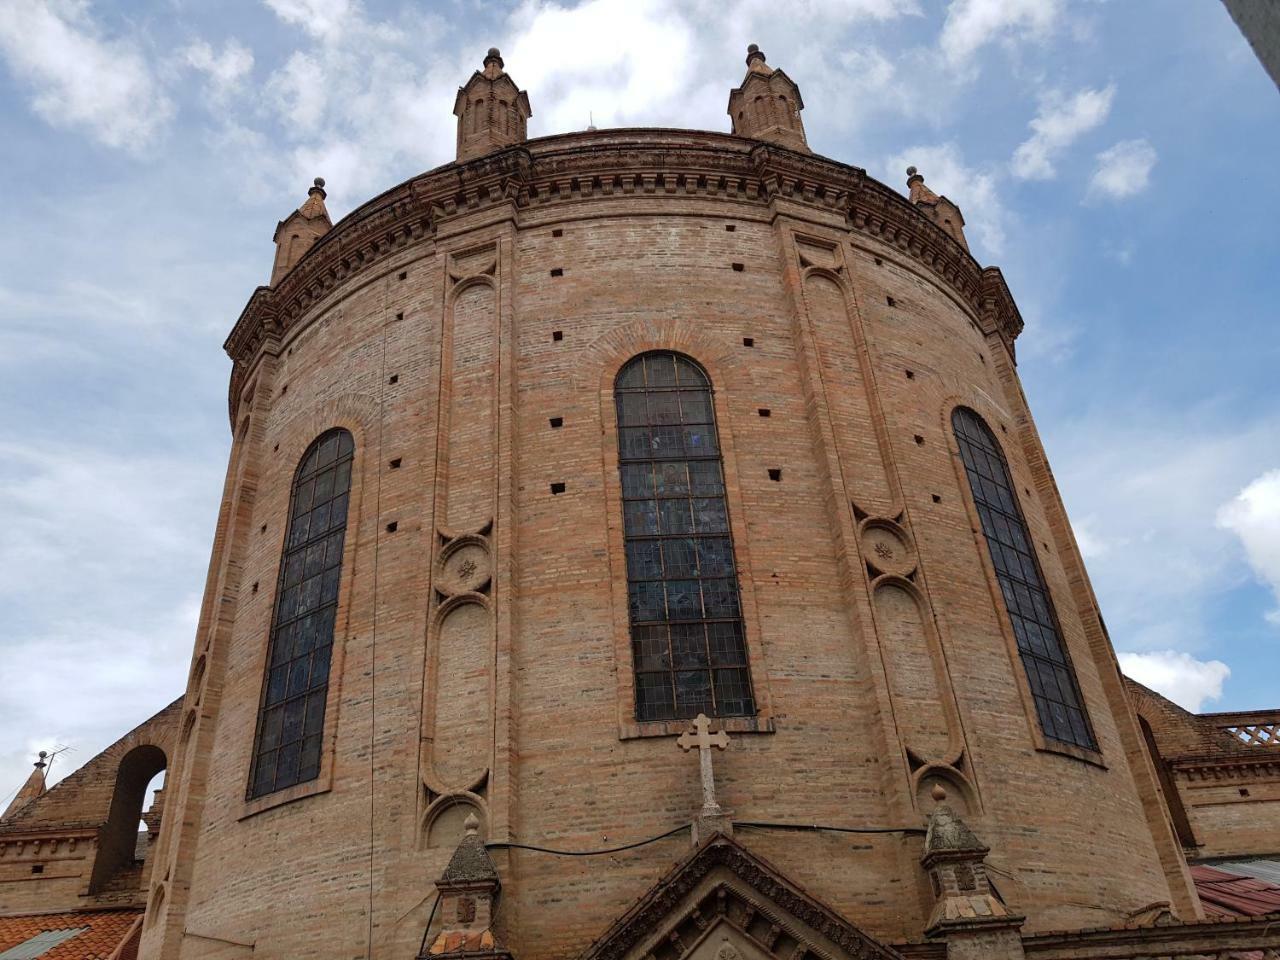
(43, 744), (72, 782)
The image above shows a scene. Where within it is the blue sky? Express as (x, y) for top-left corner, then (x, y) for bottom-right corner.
(1, 0), (1277, 797)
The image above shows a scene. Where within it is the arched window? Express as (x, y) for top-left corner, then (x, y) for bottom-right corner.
(248, 428), (354, 798)
(615, 352), (755, 721)
(951, 408), (1096, 751)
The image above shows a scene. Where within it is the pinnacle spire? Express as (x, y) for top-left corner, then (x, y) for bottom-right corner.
(454, 47), (532, 162)
(919, 785), (1024, 951)
(419, 812), (512, 959)
(904, 165), (970, 253)
(2, 751), (48, 821)
(727, 44), (808, 152)
(270, 176), (334, 286)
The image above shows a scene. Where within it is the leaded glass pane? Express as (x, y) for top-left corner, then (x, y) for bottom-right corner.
(248, 428), (354, 798)
(951, 408), (1096, 751)
(615, 352), (755, 722)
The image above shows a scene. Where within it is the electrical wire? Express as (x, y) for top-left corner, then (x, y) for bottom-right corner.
(485, 823), (690, 857)
(417, 892), (441, 957)
(733, 820), (926, 836)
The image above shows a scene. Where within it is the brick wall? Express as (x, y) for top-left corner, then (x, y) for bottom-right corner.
(140, 131), (1198, 959)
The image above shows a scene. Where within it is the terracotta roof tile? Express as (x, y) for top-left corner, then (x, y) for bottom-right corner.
(1192, 864), (1280, 918)
(0, 910), (141, 960)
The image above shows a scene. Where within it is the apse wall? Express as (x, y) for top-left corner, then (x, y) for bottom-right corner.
(140, 130), (1196, 960)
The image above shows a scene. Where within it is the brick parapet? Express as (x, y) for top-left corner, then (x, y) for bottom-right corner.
(223, 131), (993, 429)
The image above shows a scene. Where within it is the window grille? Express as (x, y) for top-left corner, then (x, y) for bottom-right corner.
(952, 408), (1096, 751)
(615, 352), (755, 722)
(248, 428), (354, 798)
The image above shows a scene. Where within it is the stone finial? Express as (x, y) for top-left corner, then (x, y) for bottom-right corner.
(454, 47), (532, 163)
(2, 752), (50, 821)
(421, 812), (512, 959)
(727, 44), (808, 152)
(904, 165), (970, 253)
(920, 798), (1025, 956)
(270, 176), (334, 286)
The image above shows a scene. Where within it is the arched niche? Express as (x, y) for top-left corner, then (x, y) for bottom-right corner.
(421, 793), (485, 850)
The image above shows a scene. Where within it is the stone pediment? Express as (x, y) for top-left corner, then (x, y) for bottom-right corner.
(579, 834), (903, 960)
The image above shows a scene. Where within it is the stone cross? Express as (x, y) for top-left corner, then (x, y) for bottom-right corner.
(677, 713), (731, 816)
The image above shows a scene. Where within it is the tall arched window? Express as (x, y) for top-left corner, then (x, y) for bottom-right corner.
(952, 408), (1097, 751)
(249, 428), (354, 798)
(615, 352), (755, 722)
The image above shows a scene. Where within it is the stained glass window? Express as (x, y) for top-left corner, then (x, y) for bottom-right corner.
(615, 352), (755, 722)
(952, 408), (1097, 751)
(248, 428), (354, 798)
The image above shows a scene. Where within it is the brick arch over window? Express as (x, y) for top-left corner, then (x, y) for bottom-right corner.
(614, 352), (755, 721)
(248, 427), (354, 798)
(951, 407), (1097, 751)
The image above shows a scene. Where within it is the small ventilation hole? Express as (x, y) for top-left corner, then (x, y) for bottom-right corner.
(725, 224), (736, 232)
(550, 482), (566, 495)
(395, 311), (404, 321)
(874, 257), (883, 266)
(389, 458), (402, 469)
(886, 296), (896, 307)
(398, 271), (407, 280)
(743, 337), (754, 347)
(732, 262), (745, 272)
(389, 374), (399, 384)
(386, 521), (398, 533)
(914, 435), (924, 445)
(31, 865), (43, 874)
(552, 330), (563, 342)
(280, 384), (288, 396)
(768, 468), (782, 482)
(905, 370), (915, 380)
(550, 268), (564, 277)
(549, 417), (563, 428)
(252, 582), (259, 594)
(758, 408), (771, 418)
(260, 523), (267, 533)
(552, 228), (563, 237)
(931, 494), (942, 503)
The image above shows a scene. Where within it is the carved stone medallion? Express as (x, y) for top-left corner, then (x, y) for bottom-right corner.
(860, 520), (916, 578)
(437, 538), (492, 595)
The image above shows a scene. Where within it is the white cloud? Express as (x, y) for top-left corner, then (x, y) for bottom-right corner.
(1012, 84), (1115, 180)
(1217, 469), (1280, 624)
(1071, 516), (1114, 558)
(0, 0), (173, 151)
(508, 0), (704, 133)
(1051, 413), (1280, 658)
(883, 142), (1007, 258)
(1119, 650), (1230, 712)
(940, 0), (1061, 66)
(263, 0), (356, 40)
(0, 438), (217, 795)
(1088, 138), (1157, 200)
(181, 39), (254, 103)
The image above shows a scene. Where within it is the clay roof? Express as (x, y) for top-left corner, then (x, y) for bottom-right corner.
(0, 911), (141, 960)
(1192, 864), (1280, 918)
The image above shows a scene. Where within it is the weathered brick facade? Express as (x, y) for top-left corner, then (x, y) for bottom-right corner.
(4, 45), (1278, 960)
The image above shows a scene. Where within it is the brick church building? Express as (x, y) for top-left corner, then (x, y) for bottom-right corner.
(3, 45), (1279, 960)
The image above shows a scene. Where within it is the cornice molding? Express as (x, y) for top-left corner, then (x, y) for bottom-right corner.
(223, 130), (997, 426)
